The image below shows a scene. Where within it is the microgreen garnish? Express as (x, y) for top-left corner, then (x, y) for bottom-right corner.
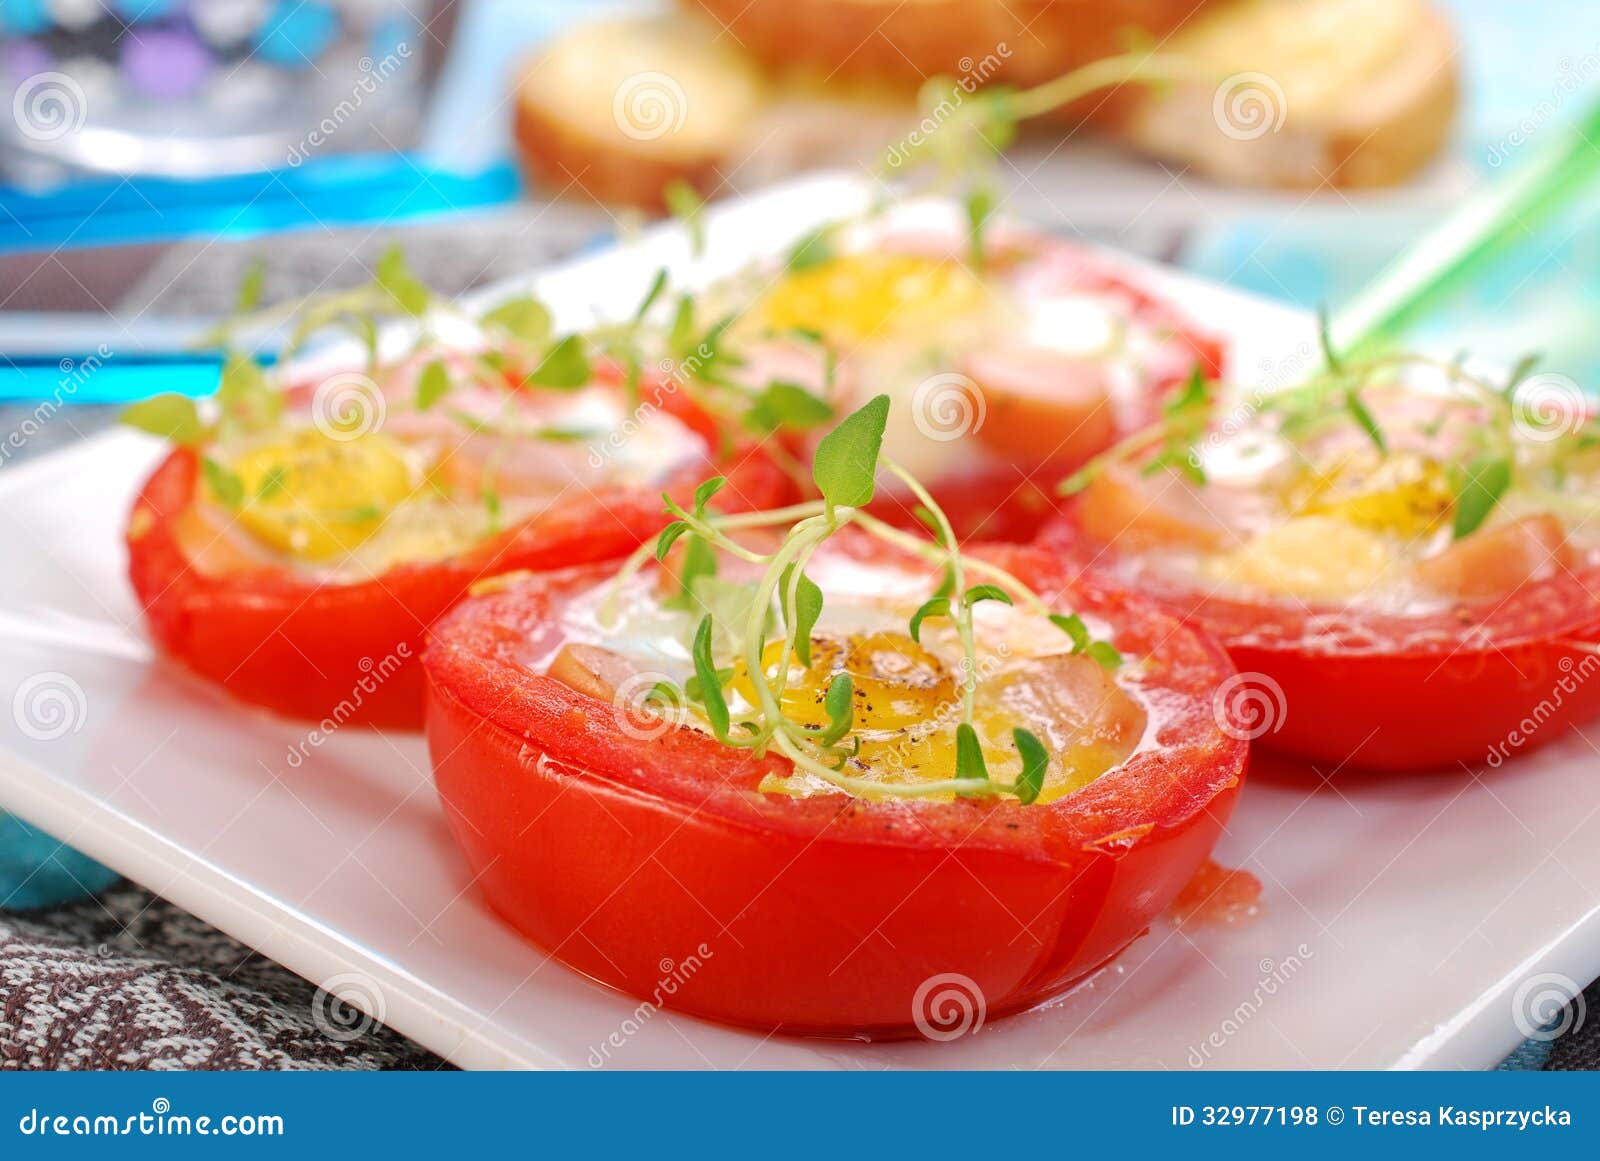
(663, 179), (706, 255)
(746, 381), (834, 434)
(1452, 455), (1512, 540)
(525, 334), (591, 389)
(480, 296), (553, 346)
(1057, 346), (1597, 546)
(602, 397), (1123, 805)
(202, 458), (245, 509)
(692, 615), (731, 740)
(813, 393), (890, 510)
(414, 360), (451, 411)
(1011, 728), (1048, 805)
(785, 228), (833, 272)
(122, 394), (206, 446)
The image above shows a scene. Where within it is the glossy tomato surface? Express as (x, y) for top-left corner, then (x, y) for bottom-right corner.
(126, 378), (792, 728)
(1039, 513), (1600, 771)
(422, 538), (1247, 1036)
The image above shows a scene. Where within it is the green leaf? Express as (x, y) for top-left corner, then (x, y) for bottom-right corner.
(813, 394), (890, 509)
(964, 187), (995, 270)
(635, 268), (669, 322)
(481, 296), (553, 345)
(909, 596), (950, 643)
(215, 354), (280, 434)
(527, 334), (591, 389)
(235, 260), (266, 312)
(954, 722), (989, 785)
(692, 615), (731, 740)
(482, 485), (502, 532)
(201, 458), (245, 509)
(255, 464), (288, 500)
(1085, 640), (1122, 671)
(414, 360), (451, 411)
(1012, 728), (1049, 805)
(692, 476), (726, 516)
(375, 245), (430, 316)
(665, 534), (718, 609)
(1504, 352), (1542, 395)
(779, 565), (824, 667)
(962, 584), (1013, 609)
(932, 563), (957, 600)
(1049, 612), (1090, 652)
(747, 380), (835, 434)
(655, 521), (690, 560)
(1165, 365), (1209, 417)
(645, 680), (683, 707)
(819, 674), (854, 746)
(1316, 304), (1342, 372)
(663, 179), (706, 254)
(668, 296), (696, 356)
(121, 394), (206, 445)
(785, 228), (832, 272)
(1345, 388), (1387, 453)
(1453, 455), (1512, 540)
(912, 505), (948, 546)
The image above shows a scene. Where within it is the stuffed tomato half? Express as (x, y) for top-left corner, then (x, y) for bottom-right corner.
(1043, 356), (1600, 772)
(696, 201), (1225, 542)
(124, 272), (791, 728)
(424, 396), (1247, 1036)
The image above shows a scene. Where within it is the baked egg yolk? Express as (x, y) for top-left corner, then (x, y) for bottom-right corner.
(754, 253), (987, 345)
(734, 629), (1145, 803)
(221, 429), (417, 561)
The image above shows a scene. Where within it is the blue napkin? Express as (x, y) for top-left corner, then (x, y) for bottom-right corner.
(0, 814), (119, 910)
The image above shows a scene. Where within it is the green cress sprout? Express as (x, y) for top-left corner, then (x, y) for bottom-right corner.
(602, 395), (1122, 806)
(1059, 341), (1599, 543)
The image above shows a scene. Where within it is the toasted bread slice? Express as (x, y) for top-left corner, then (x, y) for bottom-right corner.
(1110, 0), (1458, 188)
(514, 14), (913, 208)
(513, 15), (768, 209)
(683, 0), (1215, 88)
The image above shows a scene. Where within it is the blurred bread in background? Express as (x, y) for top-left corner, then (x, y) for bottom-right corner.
(512, 0), (1458, 208)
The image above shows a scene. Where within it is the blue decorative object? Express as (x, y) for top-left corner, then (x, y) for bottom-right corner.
(0, 812), (120, 911)
(254, 0), (340, 69)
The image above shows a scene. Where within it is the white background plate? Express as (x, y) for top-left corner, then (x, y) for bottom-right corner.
(2, 176), (1597, 1070)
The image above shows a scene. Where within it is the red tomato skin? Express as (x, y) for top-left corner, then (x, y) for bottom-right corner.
(1040, 514), (1600, 771)
(423, 542), (1247, 1035)
(126, 392), (793, 728)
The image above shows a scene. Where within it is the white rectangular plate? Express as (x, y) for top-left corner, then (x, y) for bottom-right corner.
(3, 175), (1598, 1070)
